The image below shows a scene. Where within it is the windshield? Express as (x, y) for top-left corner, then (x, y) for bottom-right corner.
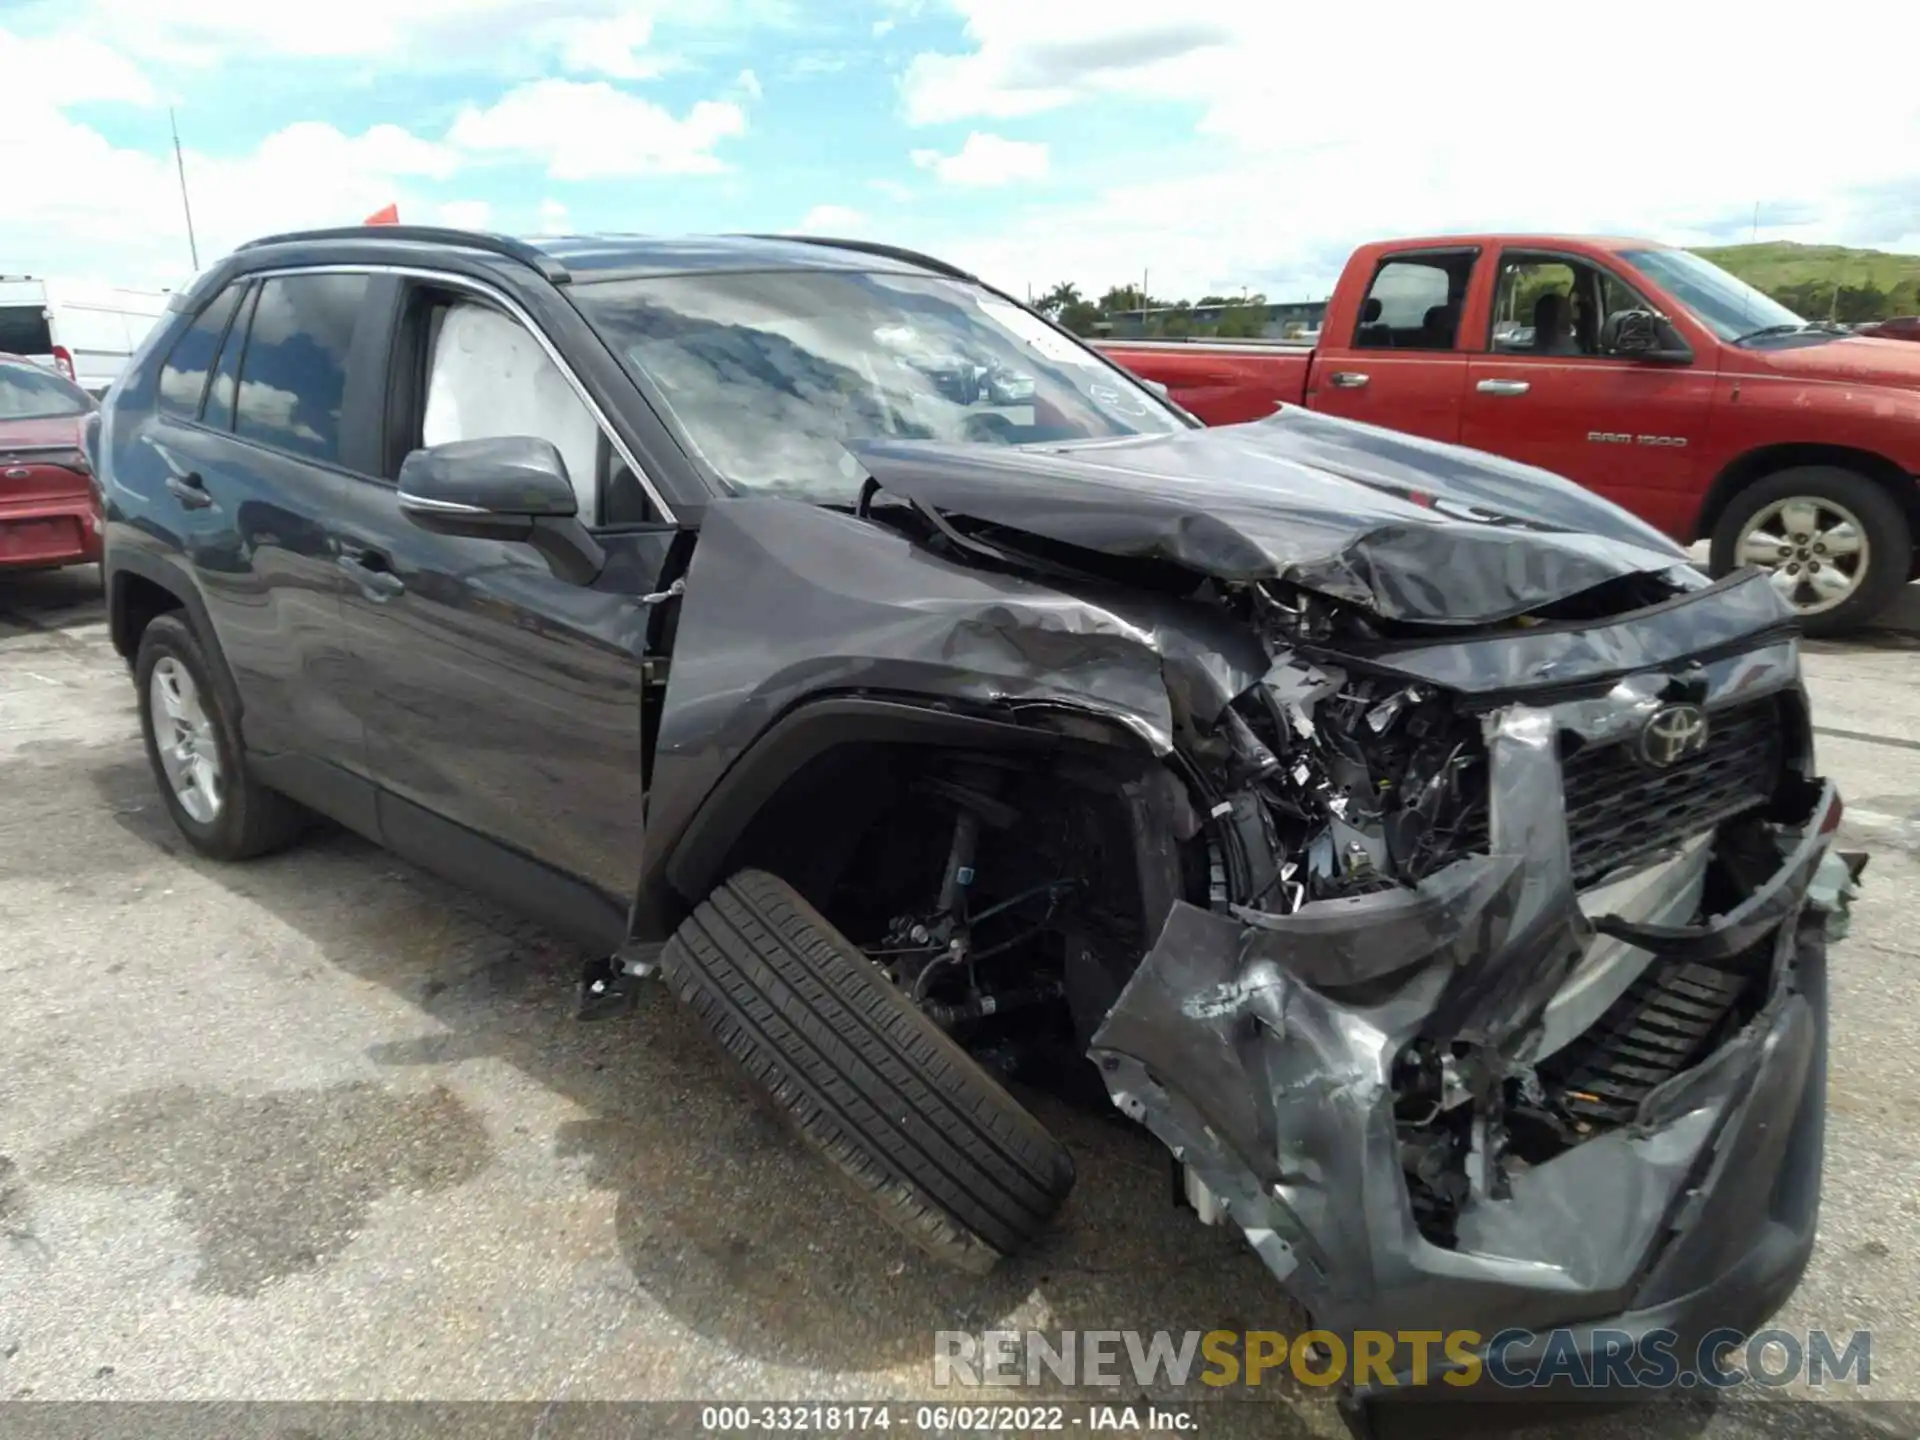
(570, 269), (1185, 502)
(1619, 248), (1806, 343)
(0, 361), (91, 421)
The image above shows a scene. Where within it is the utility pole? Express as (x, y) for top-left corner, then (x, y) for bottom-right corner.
(171, 108), (200, 271)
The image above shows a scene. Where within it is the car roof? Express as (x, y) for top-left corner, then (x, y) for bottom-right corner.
(226, 226), (975, 288)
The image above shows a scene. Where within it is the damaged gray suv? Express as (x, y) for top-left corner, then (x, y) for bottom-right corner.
(93, 226), (1864, 1428)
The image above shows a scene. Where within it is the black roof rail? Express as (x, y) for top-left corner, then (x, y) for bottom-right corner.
(235, 226), (571, 283)
(738, 234), (976, 283)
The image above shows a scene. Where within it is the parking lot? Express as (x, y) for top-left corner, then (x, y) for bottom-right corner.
(3, 563), (1918, 1439)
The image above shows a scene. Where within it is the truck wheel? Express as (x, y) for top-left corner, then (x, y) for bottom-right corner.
(660, 869), (1075, 1273)
(135, 614), (304, 860)
(1710, 466), (1911, 636)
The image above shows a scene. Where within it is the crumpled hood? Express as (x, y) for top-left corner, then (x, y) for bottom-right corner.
(850, 407), (1697, 625)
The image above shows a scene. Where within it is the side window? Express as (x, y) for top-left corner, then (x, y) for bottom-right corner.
(201, 286), (258, 432)
(157, 285), (243, 419)
(418, 300), (613, 525)
(233, 273), (368, 463)
(1352, 254), (1473, 351)
(1490, 255), (1656, 358)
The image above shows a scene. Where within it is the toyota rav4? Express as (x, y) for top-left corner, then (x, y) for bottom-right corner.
(90, 225), (1863, 1433)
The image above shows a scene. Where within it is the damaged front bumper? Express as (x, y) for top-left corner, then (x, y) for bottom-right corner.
(1091, 692), (1865, 1418)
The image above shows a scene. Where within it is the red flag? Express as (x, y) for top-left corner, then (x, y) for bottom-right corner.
(364, 203), (400, 226)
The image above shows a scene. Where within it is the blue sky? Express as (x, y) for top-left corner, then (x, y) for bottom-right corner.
(5, 1), (1919, 300)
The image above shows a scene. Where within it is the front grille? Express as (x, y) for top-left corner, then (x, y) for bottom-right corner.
(1432, 695), (1782, 887)
(1560, 695), (1782, 887)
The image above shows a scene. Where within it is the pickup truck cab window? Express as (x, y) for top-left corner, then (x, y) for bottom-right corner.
(569, 269), (1183, 505)
(1353, 252), (1473, 351)
(1488, 253), (1663, 359)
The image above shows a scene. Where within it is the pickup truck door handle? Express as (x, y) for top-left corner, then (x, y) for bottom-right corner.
(1327, 372), (1369, 389)
(165, 472), (213, 509)
(337, 551), (406, 601)
(1476, 378), (1531, 396)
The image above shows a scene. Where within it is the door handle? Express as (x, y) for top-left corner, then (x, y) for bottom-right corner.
(337, 551), (406, 601)
(165, 472), (213, 509)
(1476, 378), (1531, 396)
(1327, 371), (1369, 389)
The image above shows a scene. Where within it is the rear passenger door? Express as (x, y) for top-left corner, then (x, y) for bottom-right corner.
(1309, 248), (1476, 443)
(140, 272), (380, 827)
(329, 275), (682, 948)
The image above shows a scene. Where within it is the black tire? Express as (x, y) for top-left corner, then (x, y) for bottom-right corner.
(1709, 465), (1911, 637)
(134, 613), (304, 860)
(660, 869), (1075, 1273)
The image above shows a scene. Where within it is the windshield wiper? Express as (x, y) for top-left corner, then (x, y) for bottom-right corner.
(1731, 322), (1808, 344)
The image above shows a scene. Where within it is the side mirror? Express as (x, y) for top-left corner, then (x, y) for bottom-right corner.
(1606, 309), (1693, 364)
(1141, 378), (1172, 399)
(398, 436), (605, 585)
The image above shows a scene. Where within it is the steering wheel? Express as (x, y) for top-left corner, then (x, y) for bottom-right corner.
(962, 411), (1017, 443)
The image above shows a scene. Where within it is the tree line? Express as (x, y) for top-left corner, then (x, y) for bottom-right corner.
(1030, 283), (1286, 339)
(1029, 272), (1920, 340)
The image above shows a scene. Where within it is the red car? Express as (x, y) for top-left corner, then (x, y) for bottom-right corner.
(0, 352), (101, 573)
(1101, 235), (1920, 634)
(1858, 316), (1920, 342)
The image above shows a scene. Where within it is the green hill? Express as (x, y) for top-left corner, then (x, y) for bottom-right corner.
(1695, 241), (1920, 320)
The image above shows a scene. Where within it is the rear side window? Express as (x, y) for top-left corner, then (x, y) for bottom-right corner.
(233, 274), (368, 464)
(202, 286), (259, 432)
(0, 305), (53, 355)
(158, 286), (243, 418)
(1353, 252), (1476, 351)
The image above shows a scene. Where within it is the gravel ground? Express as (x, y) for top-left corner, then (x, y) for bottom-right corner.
(2, 564), (1917, 1440)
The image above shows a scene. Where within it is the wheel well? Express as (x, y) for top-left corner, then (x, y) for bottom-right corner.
(110, 572), (185, 660)
(1694, 443), (1919, 545)
(696, 736), (1190, 1054)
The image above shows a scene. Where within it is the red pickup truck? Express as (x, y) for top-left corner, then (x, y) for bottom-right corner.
(1099, 235), (1920, 635)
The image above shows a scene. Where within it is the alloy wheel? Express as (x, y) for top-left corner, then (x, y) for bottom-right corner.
(149, 656), (224, 824)
(1735, 496), (1869, 615)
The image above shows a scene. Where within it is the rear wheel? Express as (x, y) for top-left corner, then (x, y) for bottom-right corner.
(660, 869), (1075, 1273)
(1710, 466), (1910, 636)
(135, 614), (304, 860)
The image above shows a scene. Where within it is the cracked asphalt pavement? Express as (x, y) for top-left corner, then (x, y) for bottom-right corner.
(3, 565), (1918, 1440)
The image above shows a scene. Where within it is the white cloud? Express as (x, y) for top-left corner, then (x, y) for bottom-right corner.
(0, 90), (465, 288)
(0, 28), (156, 107)
(796, 204), (868, 231)
(735, 67), (763, 100)
(897, 1), (1920, 299)
(899, 1), (1228, 124)
(73, 0), (695, 70)
(435, 199), (495, 229)
(550, 11), (669, 79)
(873, 18), (896, 36)
(910, 132), (1047, 186)
(447, 79), (747, 179)
(536, 197), (572, 232)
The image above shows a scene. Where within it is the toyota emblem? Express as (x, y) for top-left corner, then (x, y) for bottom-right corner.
(1638, 703), (1710, 769)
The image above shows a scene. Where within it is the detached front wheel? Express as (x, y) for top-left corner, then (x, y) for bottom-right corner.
(1711, 466), (1910, 636)
(661, 869), (1075, 1273)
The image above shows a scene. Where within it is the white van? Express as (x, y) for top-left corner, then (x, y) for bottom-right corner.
(0, 277), (172, 396)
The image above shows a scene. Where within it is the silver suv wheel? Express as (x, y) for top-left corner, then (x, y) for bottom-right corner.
(149, 655), (224, 823)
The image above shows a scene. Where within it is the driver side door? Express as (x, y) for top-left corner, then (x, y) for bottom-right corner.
(1462, 248), (1717, 536)
(335, 275), (683, 949)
